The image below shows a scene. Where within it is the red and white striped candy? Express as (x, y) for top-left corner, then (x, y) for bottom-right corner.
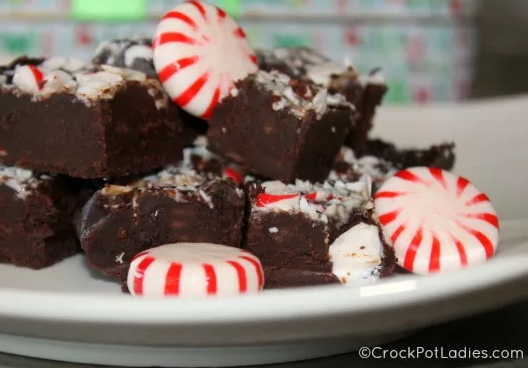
(374, 167), (499, 275)
(127, 242), (264, 298)
(12, 65), (44, 94)
(255, 192), (299, 210)
(222, 166), (243, 185)
(153, 0), (258, 118)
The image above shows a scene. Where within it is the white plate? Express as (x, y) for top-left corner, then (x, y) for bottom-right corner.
(1, 96), (528, 367)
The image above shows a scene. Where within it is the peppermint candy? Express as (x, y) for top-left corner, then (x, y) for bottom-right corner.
(255, 192), (300, 210)
(127, 242), (264, 298)
(374, 167), (499, 275)
(12, 65), (44, 94)
(222, 166), (243, 185)
(153, 0), (258, 118)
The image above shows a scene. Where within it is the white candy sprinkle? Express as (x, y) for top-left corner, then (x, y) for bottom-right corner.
(268, 227), (279, 233)
(115, 252), (125, 265)
(199, 189), (214, 209)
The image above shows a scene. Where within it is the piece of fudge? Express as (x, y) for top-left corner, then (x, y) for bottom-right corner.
(79, 167), (246, 283)
(92, 38), (209, 146)
(330, 140), (456, 191)
(256, 47), (387, 155)
(245, 177), (395, 289)
(207, 70), (354, 183)
(0, 56), (183, 179)
(362, 139), (456, 171)
(0, 165), (80, 268)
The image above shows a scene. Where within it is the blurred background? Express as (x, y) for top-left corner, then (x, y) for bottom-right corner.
(0, 0), (523, 105)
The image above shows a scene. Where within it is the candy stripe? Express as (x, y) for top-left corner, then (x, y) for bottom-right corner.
(162, 11), (198, 29)
(395, 169), (429, 186)
(378, 208), (401, 226)
(466, 193), (490, 207)
(239, 255), (263, 289)
(256, 193), (298, 207)
(154, 32), (197, 49)
(453, 237), (468, 266)
(217, 7), (226, 18)
(202, 263), (217, 295)
(28, 66), (44, 89)
(391, 224), (406, 244)
(457, 221), (495, 258)
(374, 191), (407, 199)
(158, 56), (199, 83)
(465, 213), (499, 228)
(133, 256), (155, 295)
(250, 54), (258, 64)
(456, 177), (470, 198)
(304, 192), (317, 200)
(188, 0), (207, 20)
(164, 263), (183, 295)
(201, 86), (221, 118)
(223, 167), (243, 184)
(429, 167), (447, 189)
(233, 27), (246, 38)
(227, 261), (247, 293)
(173, 71), (209, 107)
(403, 228), (423, 272)
(429, 234), (441, 272)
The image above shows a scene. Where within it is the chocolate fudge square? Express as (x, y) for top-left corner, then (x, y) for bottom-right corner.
(92, 38), (209, 146)
(207, 70), (354, 183)
(79, 168), (245, 283)
(257, 47), (387, 155)
(0, 165), (79, 268)
(0, 56), (183, 179)
(245, 178), (395, 289)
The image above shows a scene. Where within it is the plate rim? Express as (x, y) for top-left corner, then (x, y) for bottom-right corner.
(0, 237), (527, 324)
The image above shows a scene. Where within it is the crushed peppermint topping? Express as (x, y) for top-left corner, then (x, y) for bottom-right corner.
(139, 166), (207, 189)
(199, 189), (214, 209)
(329, 146), (397, 188)
(253, 176), (373, 226)
(0, 166), (48, 199)
(0, 57), (168, 109)
(269, 227), (279, 233)
(253, 70), (350, 120)
(256, 46), (386, 89)
(115, 252), (125, 265)
(92, 38), (156, 77)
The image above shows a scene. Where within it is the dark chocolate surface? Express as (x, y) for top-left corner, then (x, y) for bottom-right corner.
(92, 39), (209, 146)
(80, 175), (245, 283)
(256, 47), (387, 154)
(0, 68), (183, 178)
(363, 138), (456, 171)
(207, 72), (353, 183)
(0, 168), (80, 269)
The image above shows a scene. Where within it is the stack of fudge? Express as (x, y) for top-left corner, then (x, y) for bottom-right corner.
(0, 39), (455, 289)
